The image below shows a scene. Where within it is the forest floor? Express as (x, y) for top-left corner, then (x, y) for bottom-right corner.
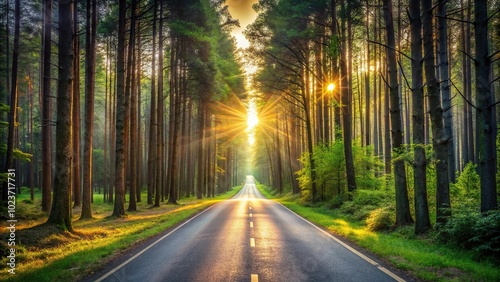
(256, 184), (500, 282)
(0, 186), (243, 282)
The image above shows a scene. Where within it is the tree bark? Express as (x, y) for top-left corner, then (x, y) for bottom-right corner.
(383, 0), (413, 226)
(127, 0), (138, 212)
(154, 0), (164, 207)
(81, 0), (97, 219)
(72, 0), (81, 208)
(437, 0), (456, 183)
(147, 0), (157, 205)
(474, 0), (497, 212)
(41, 0), (52, 212)
(47, 0), (74, 232)
(409, 0), (431, 234)
(113, 0), (127, 217)
(3, 0), (20, 202)
(422, 0), (450, 224)
(340, 0), (356, 194)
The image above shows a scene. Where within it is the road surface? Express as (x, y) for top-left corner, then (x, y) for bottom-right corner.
(89, 176), (407, 282)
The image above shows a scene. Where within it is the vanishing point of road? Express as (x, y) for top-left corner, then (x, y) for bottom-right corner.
(87, 176), (411, 282)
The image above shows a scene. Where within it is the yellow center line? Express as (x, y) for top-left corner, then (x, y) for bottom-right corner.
(251, 274), (259, 282)
(250, 238), (255, 247)
(250, 222), (253, 228)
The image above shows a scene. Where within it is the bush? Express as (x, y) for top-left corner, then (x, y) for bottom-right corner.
(438, 209), (500, 260)
(451, 163), (481, 211)
(366, 207), (395, 231)
(353, 189), (391, 206)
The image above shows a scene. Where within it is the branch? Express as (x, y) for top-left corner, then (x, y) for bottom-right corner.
(489, 50), (500, 61)
(397, 59), (412, 90)
(491, 76), (500, 85)
(457, 48), (477, 63)
(367, 40), (412, 60)
(449, 79), (479, 111)
(488, 99), (500, 109)
(487, 9), (500, 22)
(379, 70), (390, 88)
(434, 15), (473, 24)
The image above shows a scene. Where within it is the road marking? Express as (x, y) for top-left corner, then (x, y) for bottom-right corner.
(94, 203), (221, 282)
(251, 274), (259, 282)
(250, 237), (255, 247)
(249, 206), (252, 210)
(249, 213), (253, 217)
(250, 222), (253, 228)
(277, 203), (406, 282)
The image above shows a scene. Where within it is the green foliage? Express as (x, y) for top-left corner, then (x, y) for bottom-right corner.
(339, 189), (393, 220)
(438, 209), (500, 260)
(366, 207), (395, 231)
(297, 141), (383, 203)
(451, 162), (480, 210)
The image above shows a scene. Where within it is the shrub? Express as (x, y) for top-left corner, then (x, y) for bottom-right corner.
(366, 207), (395, 231)
(438, 209), (500, 260)
(353, 189), (391, 206)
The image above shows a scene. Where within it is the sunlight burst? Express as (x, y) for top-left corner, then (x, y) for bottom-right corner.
(247, 99), (259, 145)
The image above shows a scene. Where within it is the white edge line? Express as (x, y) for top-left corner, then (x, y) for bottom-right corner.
(95, 203), (219, 282)
(277, 203), (406, 282)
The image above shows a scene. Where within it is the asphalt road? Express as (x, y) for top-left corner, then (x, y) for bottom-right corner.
(89, 176), (407, 282)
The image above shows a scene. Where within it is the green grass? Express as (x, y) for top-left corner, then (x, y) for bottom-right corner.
(0, 186), (242, 282)
(256, 184), (500, 282)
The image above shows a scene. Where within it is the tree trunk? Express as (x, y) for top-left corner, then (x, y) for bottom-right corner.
(383, 0), (413, 226)
(112, 0), (127, 217)
(474, 0), (497, 212)
(3, 0), (20, 202)
(422, 0), (450, 224)
(155, 0), (164, 207)
(340, 0), (356, 194)
(47, 0), (74, 232)
(147, 0), (157, 205)
(409, 0), (431, 234)
(127, 0), (138, 212)
(41, 0), (52, 212)
(72, 0), (81, 208)
(81, 0), (97, 219)
(437, 0), (456, 183)
(167, 36), (179, 205)
(364, 0), (371, 147)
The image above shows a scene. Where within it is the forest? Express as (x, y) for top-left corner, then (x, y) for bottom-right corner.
(248, 0), (499, 235)
(0, 0), (499, 279)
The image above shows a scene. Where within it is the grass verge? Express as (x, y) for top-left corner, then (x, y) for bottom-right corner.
(0, 186), (242, 282)
(256, 183), (500, 282)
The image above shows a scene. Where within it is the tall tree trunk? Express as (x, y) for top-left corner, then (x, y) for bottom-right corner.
(3, 0), (20, 202)
(47, 0), (74, 232)
(409, 0), (431, 234)
(41, 0), (52, 212)
(72, 0), (81, 208)
(135, 12), (142, 203)
(113, 0), (127, 217)
(167, 36), (179, 205)
(422, 0), (450, 224)
(154, 0), (164, 207)
(364, 0), (371, 147)
(127, 0), (138, 212)
(197, 103), (205, 199)
(81, 0), (97, 219)
(383, 0), (413, 226)
(460, 0), (469, 168)
(437, 0), (456, 183)
(147, 0), (157, 205)
(330, 0), (341, 141)
(474, 0), (497, 212)
(340, 0), (356, 194)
